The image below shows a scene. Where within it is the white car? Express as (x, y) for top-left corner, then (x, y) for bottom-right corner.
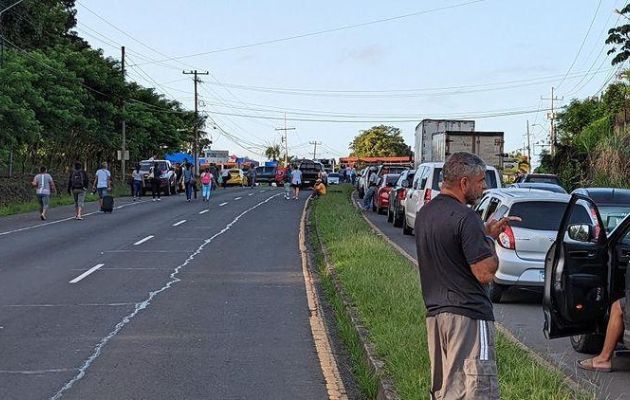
(327, 173), (341, 185)
(401, 162), (501, 235)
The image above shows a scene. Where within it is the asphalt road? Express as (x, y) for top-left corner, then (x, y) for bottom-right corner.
(355, 194), (630, 400)
(0, 187), (328, 400)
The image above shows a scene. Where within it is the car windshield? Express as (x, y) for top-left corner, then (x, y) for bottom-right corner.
(385, 175), (400, 186)
(526, 176), (560, 185)
(598, 205), (630, 232)
(140, 161), (167, 172)
(433, 168), (498, 190)
(509, 201), (591, 231)
(328, 173), (340, 178)
(255, 167), (275, 174)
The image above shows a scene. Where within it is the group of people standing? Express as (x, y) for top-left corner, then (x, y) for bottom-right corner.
(130, 162), (215, 203)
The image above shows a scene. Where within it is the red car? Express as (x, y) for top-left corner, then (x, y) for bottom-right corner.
(372, 173), (401, 214)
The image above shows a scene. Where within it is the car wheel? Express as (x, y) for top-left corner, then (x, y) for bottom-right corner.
(489, 281), (507, 303)
(402, 215), (413, 235)
(570, 334), (605, 354)
(387, 206), (394, 223)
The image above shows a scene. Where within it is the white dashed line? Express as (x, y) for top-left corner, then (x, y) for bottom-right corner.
(172, 220), (187, 226)
(199, 210), (209, 214)
(69, 264), (104, 284)
(133, 235), (154, 246)
(219, 202), (228, 207)
(234, 197), (242, 200)
(248, 193), (254, 196)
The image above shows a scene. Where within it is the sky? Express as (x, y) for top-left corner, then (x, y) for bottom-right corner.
(74, 0), (626, 167)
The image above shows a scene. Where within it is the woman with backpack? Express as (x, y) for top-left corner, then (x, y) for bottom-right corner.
(200, 167), (213, 202)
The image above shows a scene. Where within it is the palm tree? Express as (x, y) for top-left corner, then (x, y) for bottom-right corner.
(265, 144), (281, 161)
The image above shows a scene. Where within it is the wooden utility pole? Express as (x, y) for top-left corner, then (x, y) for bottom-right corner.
(542, 87), (562, 156)
(309, 141), (322, 160)
(121, 46), (126, 182)
(275, 113), (295, 166)
(526, 120), (532, 173)
(183, 70), (209, 175)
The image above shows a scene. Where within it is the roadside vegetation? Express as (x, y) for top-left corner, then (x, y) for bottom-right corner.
(0, 183), (130, 217)
(311, 184), (592, 400)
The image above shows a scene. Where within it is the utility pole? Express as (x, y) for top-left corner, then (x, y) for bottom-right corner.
(183, 69), (209, 175)
(526, 120), (532, 173)
(275, 113), (295, 166)
(541, 87), (562, 157)
(120, 46), (126, 182)
(309, 141), (322, 160)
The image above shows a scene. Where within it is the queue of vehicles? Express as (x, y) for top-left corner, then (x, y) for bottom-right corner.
(356, 160), (630, 357)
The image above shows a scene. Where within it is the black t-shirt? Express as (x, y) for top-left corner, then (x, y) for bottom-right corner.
(415, 194), (495, 321)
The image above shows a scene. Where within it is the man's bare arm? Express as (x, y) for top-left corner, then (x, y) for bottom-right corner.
(470, 254), (498, 284)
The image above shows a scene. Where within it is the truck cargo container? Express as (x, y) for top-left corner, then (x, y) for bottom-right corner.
(414, 119), (475, 166)
(431, 131), (505, 170)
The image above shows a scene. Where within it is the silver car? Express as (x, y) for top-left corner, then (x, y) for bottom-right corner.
(475, 189), (593, 302)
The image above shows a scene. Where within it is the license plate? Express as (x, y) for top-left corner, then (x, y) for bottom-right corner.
(539, 270), (545, 282)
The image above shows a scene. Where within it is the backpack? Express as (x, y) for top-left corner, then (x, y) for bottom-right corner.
(201, 173), (211, 185)
(71, 170), (84, 189)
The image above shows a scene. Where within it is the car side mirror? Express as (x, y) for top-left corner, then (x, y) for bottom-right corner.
(401, 180), (409, 188)
(568, 224), (592, 242)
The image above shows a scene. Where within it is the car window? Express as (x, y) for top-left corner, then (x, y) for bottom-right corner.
(490, 205), (509, 221)
(380, 166), (407, 176)
(419, 167), (431, 189)
(433, 168), (498, 190)
(412, 168), (424, 190)
(509, 201), (591, 231)
(598, 206), (630, 233)
(475, 196), (491, 218)
(385, 175), (400, 186)
(526, 176), (561, 185)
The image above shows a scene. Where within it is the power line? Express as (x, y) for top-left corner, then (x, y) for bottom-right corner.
(130, 0), (487, 66)
(556, 0), (603, 90)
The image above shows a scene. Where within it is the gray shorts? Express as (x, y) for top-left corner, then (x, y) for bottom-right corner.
(426, 313), (499, 400)
(97, 188), (108, 198)
(72, 189), (86, 208)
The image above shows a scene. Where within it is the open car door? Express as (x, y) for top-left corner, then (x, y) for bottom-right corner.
(543, 194), (609, 339)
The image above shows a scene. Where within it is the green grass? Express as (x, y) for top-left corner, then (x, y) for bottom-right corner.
(309, 224), (380, 398)
(311, 184), (593, 400)
(0, 184), (130, 217)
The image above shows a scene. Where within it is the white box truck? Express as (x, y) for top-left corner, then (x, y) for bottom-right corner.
(414, 119), (475, 166)
(431, 131), (505, 170)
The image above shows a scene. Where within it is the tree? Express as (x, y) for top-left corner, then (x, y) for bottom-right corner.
(265, 144), (281, 161)
(606, 4), (630, 65)
(350, 125), (411, 157)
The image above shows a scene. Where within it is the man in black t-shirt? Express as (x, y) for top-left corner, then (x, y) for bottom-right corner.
(415, 152), (520, 400)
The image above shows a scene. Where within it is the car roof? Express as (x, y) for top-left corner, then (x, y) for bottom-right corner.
(416, 162), (498, 171)
(485, 188), (570, 202)
(572, 188), (630, 205)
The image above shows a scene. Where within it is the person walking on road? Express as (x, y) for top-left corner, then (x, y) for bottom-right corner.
(415, 152), (520, 400)
(221, 168), (230, 189)
(32, 166), (56, 220)
(200, 167), (213, 202)
(290, 164), (302, 200)
(149, 162), (162, 201)
(362, 166), (378, 210)
(92, 162), (112, 209)
(132, 164), (143, 201)
(67, 162), (88, 220)
(183, 163), (194, 202)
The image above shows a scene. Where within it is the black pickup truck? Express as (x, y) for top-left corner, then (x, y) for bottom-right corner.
(253, 166), (277, 185)
(297, 159), (323, 187)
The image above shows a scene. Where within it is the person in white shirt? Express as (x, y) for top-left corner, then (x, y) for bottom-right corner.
(290, 164), (302, 200)
(32, 166), (56, 220)
(92, 162), (112, 208)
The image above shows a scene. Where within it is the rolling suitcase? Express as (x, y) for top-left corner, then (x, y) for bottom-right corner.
(101, 195), (114, 213)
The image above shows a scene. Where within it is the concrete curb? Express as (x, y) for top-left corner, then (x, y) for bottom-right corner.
(350, 191), (592, 398)
(308, 196), (401, 400)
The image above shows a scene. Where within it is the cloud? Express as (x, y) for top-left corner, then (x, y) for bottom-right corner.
(342, 44), (386, 65)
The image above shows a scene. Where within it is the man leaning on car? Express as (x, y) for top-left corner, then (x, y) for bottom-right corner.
(415, 152), (520, 400)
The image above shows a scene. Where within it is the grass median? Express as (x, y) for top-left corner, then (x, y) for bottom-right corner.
(310, 184), (591, 400)
(0, 184), (130, 217)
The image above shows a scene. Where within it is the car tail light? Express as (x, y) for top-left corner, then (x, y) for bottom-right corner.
(380, 191), (388, 198)
(398, 189), (406, 200)
(424, 189), (432, 204)
(498, 225), (515, 250)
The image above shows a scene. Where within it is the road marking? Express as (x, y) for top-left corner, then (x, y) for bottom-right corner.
(69, 264), (104, 284)
(133, 235), (154, 246)
(198, 210), (209, 214)
(172, 220), (187, 226)
(299, 198), (348, 399)
(248, 193), (254, 196)
(51, 192), (282, 399)
(234, 197), (242, 200)
(0, 198), (153, 237)
(219, 202), (228, 207)
(0, 368), (78, 375)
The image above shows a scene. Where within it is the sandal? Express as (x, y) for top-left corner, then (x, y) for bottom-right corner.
(577, 358), (612, 373)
